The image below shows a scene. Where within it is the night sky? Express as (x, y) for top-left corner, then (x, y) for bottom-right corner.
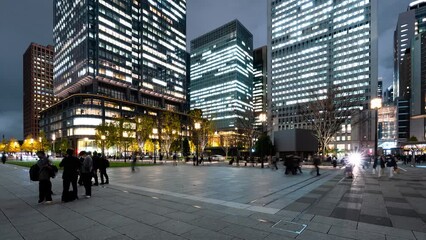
(0, 0), (412, 140)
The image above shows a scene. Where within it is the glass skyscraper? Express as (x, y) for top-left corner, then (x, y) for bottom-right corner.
(42, 0), (187, 152)
(268, 0), (378, 151)
(190, 20), (253, 131)
(253, 46), (268, 132)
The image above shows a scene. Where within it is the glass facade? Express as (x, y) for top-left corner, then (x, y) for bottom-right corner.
(268, 0), (378, 150)
(253, 46), (268, 131)
(53, 0), (187, 107)
(190, 20), (254, 131)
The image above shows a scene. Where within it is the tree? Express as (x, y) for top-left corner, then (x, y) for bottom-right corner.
(189, 109), (214, 155)
(254, 133), (274, 168)
(0, 138), (6, 152)
(159, 112), (180, 158)
(38, 131), (50, 151)
(59, 138), (69, 155)
(170, 139), (181, 153)
(235, 113), (260, 158)
(135, 115), (155, 153)
(6, 138), (20, 153)
(298, 86), (367, 155)
(143, 139), (155, 153)
(182, 138), (190, 157)
(21, 136), (38, 153)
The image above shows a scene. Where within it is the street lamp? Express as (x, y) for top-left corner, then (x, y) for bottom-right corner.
(370, 98), (382, 159)
(52, 134), (56, 157)
(194, 122), (201, 166)
(101, 135), (106, 156)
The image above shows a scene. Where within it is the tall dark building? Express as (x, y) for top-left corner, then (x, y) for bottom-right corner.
(23, 43), (56, 139)
(377, 79), (383, 98)
(253, 46), (267, 132)
(41, 0), (187, 152)
(190, 20), (254, 131)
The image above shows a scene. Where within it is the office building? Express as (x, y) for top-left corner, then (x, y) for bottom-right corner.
(377, 78), (383, 98)
(394, 0), (426, 99)
(190, 20), (254, 131)
(41, 0), (188, 152)
(253, 46), (268, 132)
(23, 43), (56, 139)
(268, 0), (378, 152)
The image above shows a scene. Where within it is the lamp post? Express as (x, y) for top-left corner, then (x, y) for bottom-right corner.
(153, 128), (158, 164)
(194, 122), (201, 166)
(52, 134), (56, 157)
(370, 98), (382, 159)
(101, 135), (106, 156)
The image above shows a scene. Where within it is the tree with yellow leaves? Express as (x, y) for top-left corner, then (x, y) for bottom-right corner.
(21, 136), (39, 153)
(6, 138), (20, 153)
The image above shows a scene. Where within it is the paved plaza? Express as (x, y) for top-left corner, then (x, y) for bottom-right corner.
(1, 162), (426, 240)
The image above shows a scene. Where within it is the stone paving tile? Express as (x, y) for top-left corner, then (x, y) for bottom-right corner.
(284, 202), (310, 212)
(304, 221), (331, 234)
(114, 222), (159, 239)
(357, 222), (416, 240)
(358, 214), (392, 227)
(182, 227), (234, 240)
(413, 231), (426, 240)
(219, 224), (270, 240)
(330, 208), (360, 222)
(311, 215), (358, 229)
(263, 233), (295, 240)
(389, 215), (426, 232)
(155, 219), (197, 235)
(340, 197), (363, 203)
(20, 228), (76, 240)
(328, 225), (386, 240)
(401, 192), (424, 198)
(384, 197), (408, 203)
(296, 229), (351, 240)
(387, 207), (419, 217)
(337, 202), (362, 210)
(295, 197), (317, 204)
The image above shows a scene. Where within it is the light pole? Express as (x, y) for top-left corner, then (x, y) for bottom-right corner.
(194, 122), (201, 166)
(101, 135), (106, 156)
(52, 134), (56, 157)
(371, 98), (382, 159)
(153, 128), (158, 164)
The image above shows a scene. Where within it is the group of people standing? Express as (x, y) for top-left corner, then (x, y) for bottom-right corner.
(36, 149), (109, 204)
(372, 155), (398, 177)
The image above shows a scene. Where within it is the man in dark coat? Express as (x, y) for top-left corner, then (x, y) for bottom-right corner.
(91, 151), (100, 186)
(59, 149), (81, 202)
(37, 151), (53, 204)
(312, 155), (321, 176)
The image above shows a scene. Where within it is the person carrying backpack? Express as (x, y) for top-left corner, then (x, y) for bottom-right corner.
(59, 149), (81, 202)
(1, 152), (6, 164)
(36, 151), (53, 204)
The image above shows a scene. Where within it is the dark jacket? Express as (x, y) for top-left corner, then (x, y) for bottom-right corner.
(37, 157), (52, 181)
(59, 155), (81, 180)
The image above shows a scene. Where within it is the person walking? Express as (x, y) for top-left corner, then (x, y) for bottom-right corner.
(271, 155), (278, 170)
(36, 151), (53, 204)
(79, 151), (93, 198)
(172, 152), (177, 166)
(59, 149), (81, 202)
(131, 152), (137, 172)
(312, 155), (321, 176)
(379, 155), (386, 177)
(1, 152), (6, 164)
(99, 154), (109, 184)
(372, 156), (378, 174)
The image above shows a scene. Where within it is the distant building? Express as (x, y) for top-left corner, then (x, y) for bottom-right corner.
(378, 104), (397, 149)
(377, 78), (383, 98)
(268, 0), (378, 153)
(384, 86), (394, 104)
(190, 20), (254, 131)
(394, 0), (426, 100)
(253, 46), (268, 132)
(23, 43), (56, 139)
(41, 0), (188, 152)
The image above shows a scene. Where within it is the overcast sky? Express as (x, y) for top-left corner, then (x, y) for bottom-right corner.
(0, 0), (412, 140)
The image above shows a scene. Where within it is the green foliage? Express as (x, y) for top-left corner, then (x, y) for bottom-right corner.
(160, 112), (180, 156)
(408, 136), (418, 142)
(254, 133), (274, 158)
(170, 139), (182, 153)
(59, 138), (69, 154)
(135, 115), (155, 151)
(182, 138), (190, 157)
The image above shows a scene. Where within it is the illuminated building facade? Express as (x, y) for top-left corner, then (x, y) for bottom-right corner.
(253, 46), (268, 132)
(268, 0), (378, 152)
(43, 0), (188, 151)
(190, 20), (254, 131)
(23, 43), (56, 139)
